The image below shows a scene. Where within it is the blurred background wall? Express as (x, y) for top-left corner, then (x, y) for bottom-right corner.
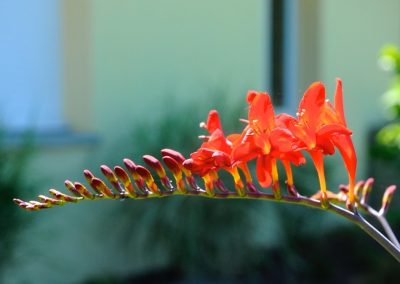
(1, 0), (400, 283)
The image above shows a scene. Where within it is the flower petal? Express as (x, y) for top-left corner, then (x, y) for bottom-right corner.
(247, 91), (275, 131)
(205, 110), (222, 133)
(334, 78), (347, 126)
(256, 155), (272, 188)
(298, 82), (326, 130)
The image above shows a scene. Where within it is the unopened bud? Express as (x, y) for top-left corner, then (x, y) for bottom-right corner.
(49, 189), (81, 202)
(64, 180), (83, 197)
(143, 155), (166, 177)
(29, 200), (52, 209)
(354, 180), (365, 198)
(38, 195), (64, 206)
(160, 149), (186, 164)
(101, 165), (125, 194)
(114, 166), (137, 197)
(361, 178), (374, 205)
(380, 185), (397, 215)
(90, 178), (114, 198)
(74, 182), (95, 199)
(135, 165), (160, 194)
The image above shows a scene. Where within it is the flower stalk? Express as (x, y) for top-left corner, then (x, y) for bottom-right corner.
(13, 79), (399, 262)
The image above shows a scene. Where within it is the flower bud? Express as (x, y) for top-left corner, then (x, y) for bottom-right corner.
(380, 185), (397, 215)
(114, 166), (137, 197)
(90, 178), (114, 198)
(49, 189), (81, 202)
(101, 165), (125, 194)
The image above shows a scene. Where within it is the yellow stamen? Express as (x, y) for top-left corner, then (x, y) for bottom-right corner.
(310, 151), (329, 208)
(271, 158), (281, 199)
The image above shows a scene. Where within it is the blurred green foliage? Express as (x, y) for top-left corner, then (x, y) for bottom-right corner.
(86, 88), (377, 283)
(373, 44), (400, 163)
(0, 131), (32, 275)
(379, 45), (400, 119)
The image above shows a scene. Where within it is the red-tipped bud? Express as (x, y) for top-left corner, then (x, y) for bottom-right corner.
(361, 178), (374, 205)
(83, 170), (95, 184)
(13, 198), (25, 206)
(100, 165), (118, 183)
(13, 199), (35, 210)
(135, 165), (160, 194)
(90, 178), (114, 198)
(162, 156), (186, 193)
(123, 159), (141, 178)
(123, 159), (149, 193)
(74, 182), (95, 199)
(101, 165), (125, 194)
(49, 189), (81, 203)
(161, 149), (186, 164)
(38, 195), (64, 206)
(114, 166), (137, 197)
(182, 159), (194, 176)
(380, 185), (397, 215)
(135, 165), (153, 181)
(29, 200), (52, 209)
(64, 180), (82, 197)
(354, 180), (365, 198)
(162, 156), (182, 176)
(143, 155), (166, 177)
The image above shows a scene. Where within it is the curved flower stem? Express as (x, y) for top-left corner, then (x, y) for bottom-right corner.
(15, 183), (400, 262)
(377, 215), (400, 249)
(357, 202), (400, 249)
(164, 191), (400, 262)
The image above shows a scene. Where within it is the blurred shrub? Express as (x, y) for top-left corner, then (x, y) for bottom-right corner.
(0, 131), (32, 274)
(114, 89), (268, 278)
(85, 88), (352, 283)
(372, 44), (400, 164)
(378, 45), (400, 119)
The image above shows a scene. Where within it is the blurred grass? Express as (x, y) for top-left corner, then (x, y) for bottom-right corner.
(81, 87), (400, 283)
(0, 131), (33, 275)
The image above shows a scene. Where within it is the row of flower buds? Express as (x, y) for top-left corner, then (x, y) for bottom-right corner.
(13, 148), (267, 211)
(312, 177), (397, 216)
(13, 148), (396, 215)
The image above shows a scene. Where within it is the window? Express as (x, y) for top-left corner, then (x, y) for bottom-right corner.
(270, 0), (298, 111)
(0, 0), (64, 132)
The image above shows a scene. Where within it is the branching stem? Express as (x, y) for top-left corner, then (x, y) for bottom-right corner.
(159, 190), (400, 262)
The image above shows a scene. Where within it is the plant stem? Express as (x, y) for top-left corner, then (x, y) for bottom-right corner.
(357, 202), (400, 249)
(167, 191), (400, 262)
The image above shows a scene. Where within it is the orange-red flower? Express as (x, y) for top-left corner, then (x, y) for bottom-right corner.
(186, 79), (357, 206)
(232, 91), (305, 195)
(185, 110), (232, 176)
(184, 110), (247, 195)
(285, 79), (357, 205)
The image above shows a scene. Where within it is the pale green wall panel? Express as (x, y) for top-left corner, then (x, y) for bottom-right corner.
(318, 0), (400, 179)
(92, 0), (269, 139)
